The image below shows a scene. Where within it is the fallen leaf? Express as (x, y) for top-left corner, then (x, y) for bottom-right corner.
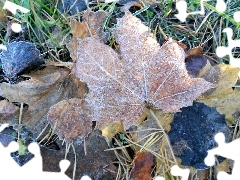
(41, 130), (117, 179)
(101, 121), (125, 141)
(0, 41), (44, 83)
(70, 11), (214, 129)
(185, 55), (215, 78)
(70, 10), (108, 39)
(47, 98), (92, 142)
(0, 100), (19, 121)
(0, 126), (16, 147)
(129, 151), (154, 180)
(197, 64), (240, 124)
(185, 46), (203, 59)
(168, 102), (232, 169)
(68, 10), (109, 62)
(0, 66), (87, 137)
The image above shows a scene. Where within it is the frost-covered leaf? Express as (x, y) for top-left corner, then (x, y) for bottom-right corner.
(0, 41), (44, 83)
(70, 11), (215, 129)
(47, 98), (92, 142)
(0, 66), (87, 136)
(70, 10), (108, 39)
(0, 100), (19, 121)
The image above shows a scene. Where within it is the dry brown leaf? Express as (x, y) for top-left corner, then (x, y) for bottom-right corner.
(0, 66), (87, 136)
(0, 100), (19, 121)
(47, 98), (92, 142)
(101, 121), (124, 141)
(185, 46), (203, 59)
(70, 11), (214, 129)
(130, 151), (154, 180)
(198, 64), (240, 124)
(70, 10), (108, 39)
(68, 10), (109, 62)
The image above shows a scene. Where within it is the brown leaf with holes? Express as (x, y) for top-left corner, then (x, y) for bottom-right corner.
(197, 64), (240, 124)
(68, 11), (215, 129)
(130, 152), (154, 180)
(47, 98), (92, 142)
(0, 66), (87, 136)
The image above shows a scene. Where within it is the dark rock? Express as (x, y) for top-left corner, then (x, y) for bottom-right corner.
(0, 41), (44, 83)
(168, 102), (232, 169)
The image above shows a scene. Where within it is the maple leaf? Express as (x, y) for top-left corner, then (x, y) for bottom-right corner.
(70, 11), (215, 129)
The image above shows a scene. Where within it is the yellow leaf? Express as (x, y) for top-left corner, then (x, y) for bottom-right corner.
(198, 64), (240, 124)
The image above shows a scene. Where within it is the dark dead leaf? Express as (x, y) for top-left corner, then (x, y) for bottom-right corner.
(41, 130), (117, 179)
(130, 151), (154, 180)
(168, 102), (232, 169)
(185, 55), (216, 78)
(118, 0), (159, 6)
(69, 11), (215, 129)
(0, 66), (87, 137)
(0, 41), (44, 83)
(47, 98), (92, 142)
(0, 126), (16, 147)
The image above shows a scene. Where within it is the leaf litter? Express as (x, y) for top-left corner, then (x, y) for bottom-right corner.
(1, 6), (240, 180)
(0, 66), (87, 136)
